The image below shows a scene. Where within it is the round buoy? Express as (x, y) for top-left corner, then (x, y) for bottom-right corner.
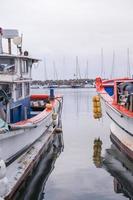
(54, 128), (62, 134)
(52, 113), (57, 120)
(46, 103), (52, 110)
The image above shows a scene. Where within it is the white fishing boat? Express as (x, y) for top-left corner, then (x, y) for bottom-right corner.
(95, 77), (133, 160)
(0, 28), (63, 199)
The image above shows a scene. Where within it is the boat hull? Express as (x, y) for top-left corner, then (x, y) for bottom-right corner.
(0, 99), (62, 163)
(104, 101), (133, 136)
(110, 121), (133, 160)
(101, 97), (133, 159)
(95, 76), (133, 160)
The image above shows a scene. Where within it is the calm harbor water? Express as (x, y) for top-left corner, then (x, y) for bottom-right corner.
(22, 88), (133, 200)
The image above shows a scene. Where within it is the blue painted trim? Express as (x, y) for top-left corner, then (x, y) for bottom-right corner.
(104, 86), (114, 96)
(10, 97), (30, 123)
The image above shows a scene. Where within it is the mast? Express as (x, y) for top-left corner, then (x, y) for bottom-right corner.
(0, 28), (3, 54)
(127, 48), (131, 78)
(53, 60), (58, 81)
(101, 48), (104, 78)
(85, 60), (89, 79)
(110, 50), (115, 79)
(75, 56), (81, 80)
(44, 58), (48, 81)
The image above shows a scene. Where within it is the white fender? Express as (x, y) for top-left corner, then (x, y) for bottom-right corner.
(52, 113), (58, 126)
(0, 160), (6, 179)
(53, 119), (58, 126)
(52, 113), (57, 120)
(0, 177), (9, 197)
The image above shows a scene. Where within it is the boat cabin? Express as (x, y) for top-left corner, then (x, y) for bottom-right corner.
(0, 27), (40, 124)
(114, 80), (133, 111)
(0, 54), (39, 123)
(101, 78), (133, 112)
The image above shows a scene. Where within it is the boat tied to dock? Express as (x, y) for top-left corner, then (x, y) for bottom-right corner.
(0, 27), (63, 199)
(95, 77), (133, 160)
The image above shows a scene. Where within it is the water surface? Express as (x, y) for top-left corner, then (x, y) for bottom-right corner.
(40, 88), (131, 200)
(30, 88), (132, 200)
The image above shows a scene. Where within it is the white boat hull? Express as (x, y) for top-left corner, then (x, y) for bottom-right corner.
(0, 101), (61, 163)
(105, 101), (133, 136)
(102, 99), (133, 159)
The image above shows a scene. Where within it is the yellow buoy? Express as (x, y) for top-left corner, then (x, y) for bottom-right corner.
(92, 95), (102, 119)
(93, 107), (98, 113)
(97, 107), (101, 113)
(95, 96), (100, 102)
(96, 102), (101, 107)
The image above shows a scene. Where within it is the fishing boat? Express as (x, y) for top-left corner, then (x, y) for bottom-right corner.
(0, 28), (63, 198)
(95, 77), (133, 160)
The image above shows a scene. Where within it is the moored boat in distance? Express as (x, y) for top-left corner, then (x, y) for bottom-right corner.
(95, 77), (133, 160)
(0, 28), (63, 199)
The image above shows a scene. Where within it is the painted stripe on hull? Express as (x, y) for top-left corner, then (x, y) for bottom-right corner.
(110, 133), (133, 161)
(104, 101), (133, 136)
(106, 112), (133, 137)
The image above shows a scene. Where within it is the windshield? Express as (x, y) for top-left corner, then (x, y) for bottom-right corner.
(0, 58), (15, 73)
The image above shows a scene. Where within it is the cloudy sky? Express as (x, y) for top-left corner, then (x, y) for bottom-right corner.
(1, 0), (133, 80)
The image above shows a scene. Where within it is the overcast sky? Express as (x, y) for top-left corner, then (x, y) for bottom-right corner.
(1, 0), (133, 80)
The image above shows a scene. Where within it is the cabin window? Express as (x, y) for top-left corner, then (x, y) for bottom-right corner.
(22, 60), (28, 73)
(0, 84), (12, 98)
(0, 58), (15, 73)
(16, 83), (22, 99)
(24, 82), (30, 96)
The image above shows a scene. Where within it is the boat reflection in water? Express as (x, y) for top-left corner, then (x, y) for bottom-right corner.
(93, 136), (133, 199)
(15, 132), (64, 200)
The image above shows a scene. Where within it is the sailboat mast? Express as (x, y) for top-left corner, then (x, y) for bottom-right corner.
(110, 51), (115, 79)
(101, 48), (104, 78)
(0, 28), (3, 54)
(85, 60), (89, 79)
(44, 58), (47, 81)
(53, 60), (58, 81)
(127, 48), (131, 78)
(76, 56), (81, 80)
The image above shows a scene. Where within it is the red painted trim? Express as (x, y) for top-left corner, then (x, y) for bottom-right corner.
(96, 77), (133, 118)
(30, 94), (49, 100)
